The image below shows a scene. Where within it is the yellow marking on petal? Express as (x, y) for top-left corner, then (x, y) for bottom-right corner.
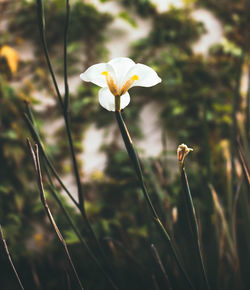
(119, 75), (139, 96)
(102, 71), (118, 96)
(131, 75), (139, 81)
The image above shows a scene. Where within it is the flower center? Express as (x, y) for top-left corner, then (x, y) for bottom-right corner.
(102, 71), (139, 96)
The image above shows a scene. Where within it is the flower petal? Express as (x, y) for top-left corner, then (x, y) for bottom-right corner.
(125, 63), (161, 88)
(108, 57), (136, 89)
(98, 87), (130, 112)
(80, 63), (109, 87)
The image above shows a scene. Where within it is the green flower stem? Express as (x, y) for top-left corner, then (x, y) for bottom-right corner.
(115, 95), (121, 111)
(179, 162), (210, 290)
(115, 110), (194, 290)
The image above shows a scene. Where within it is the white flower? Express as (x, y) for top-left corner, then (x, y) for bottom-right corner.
(80, 57), (161, 111)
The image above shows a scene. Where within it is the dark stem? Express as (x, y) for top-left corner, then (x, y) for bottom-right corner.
(36, 0), (64, 109)
(230, 52), (244, 207)
(24, 113), (79, 207)
(27, 140), (84, 290)
(151, 244), (172, 290)
(246, 63), (250, 160)
(64, 0), (70, 113)
(35, 1), (118, 286)
(115, 110), (194, 290)
(64, 116), (84, 210)
(180, 164), (210, 290)
(0, 225), (24, 290)
(43, 165), (118, 289)
(36, 0), (84, 209)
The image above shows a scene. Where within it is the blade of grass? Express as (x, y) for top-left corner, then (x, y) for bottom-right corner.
(180, 163), (210, 290)
(232, 179), (243, 288)
(27, 140), (84, 290)
(115, 110), (194, 290)
(209, 184), (234, 256)
(230, 52), (245, 206)
(0, 225), (24, 290)
(151, 244), (172, 290)
(236, 136), (250, 190)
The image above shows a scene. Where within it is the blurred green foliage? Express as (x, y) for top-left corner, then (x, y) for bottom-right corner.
(0, 0), (249, 289)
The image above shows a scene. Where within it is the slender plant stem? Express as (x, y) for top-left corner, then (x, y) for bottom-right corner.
(36, 0), (84, 211)
(232, 179), (243, 288)
(43, 165), (118, 289)
(246, 62), (250, 160)
(115, 110), (194, 290)
(36, 1), (117, 284)
(24, 113), (79, 207)
(36, 0), (64, 109)
(236, 136), (250, 190)
(230, 52), (244, 207)
(64, 0), (70, 113)
(180, 164), (210, 290)
(28, 141), (84, 290)
(0, 225), (24, 290)
(64, 117), (84, 210)
(151, 244), (172, 290)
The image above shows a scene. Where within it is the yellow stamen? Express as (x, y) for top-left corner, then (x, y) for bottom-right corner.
(102, 71), (119, 96)
(119, 75), (139, 96)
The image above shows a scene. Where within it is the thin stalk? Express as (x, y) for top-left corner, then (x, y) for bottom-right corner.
(180, 163), (210, 290)
(0, 225), (24, 290)
(246, 62), (250, 160)
(64, 117), (84, 210)
(36, 0), (64, 109)
(64, 0), (70, 113)
(43, 165), (118, 289)
(151, 244), (172, 290)
(36, 0), (83, 207)
(236, 136), (250, 190)
(24, 113), (79, 207)
(36, 0), (117, 282)
(25, 113), (113, 286)
(203, 101), (212, 183)
(115, 110), (194, 290)
(27, 141), (84, 290)
(230, 52), (244, 205)
(232, 179), (243, 288)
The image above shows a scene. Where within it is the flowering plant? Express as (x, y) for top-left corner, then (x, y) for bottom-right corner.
(80, 57), (161, 111)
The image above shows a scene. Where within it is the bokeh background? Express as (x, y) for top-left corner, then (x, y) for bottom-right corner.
(0, 0), (249, 289)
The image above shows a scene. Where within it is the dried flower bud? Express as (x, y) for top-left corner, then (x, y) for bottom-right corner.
(177, 143), (193, 163)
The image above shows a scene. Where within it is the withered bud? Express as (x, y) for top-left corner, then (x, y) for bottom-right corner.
(177, 143), (193, 163)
